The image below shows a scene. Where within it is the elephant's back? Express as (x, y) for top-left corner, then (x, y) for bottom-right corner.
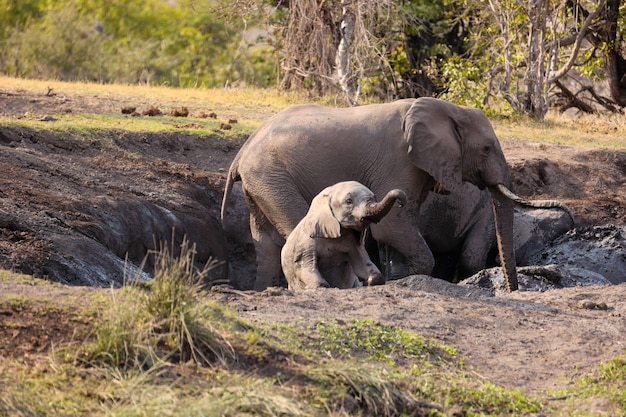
(264, 100), (414, 150)
(273, 99), (415, 127)
(237, 99), (418, 201)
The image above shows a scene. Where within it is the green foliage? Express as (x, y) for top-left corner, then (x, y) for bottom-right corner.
(439, 54), (490, 109)
(444, 380), (543, 415)
(567, 355), (626, 412)
(309, 319), (457, 364)
(0, 0), (274, 87)
(308, 361), (442, 416)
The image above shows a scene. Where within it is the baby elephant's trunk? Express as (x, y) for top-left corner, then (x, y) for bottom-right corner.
(362, 189), (407, 224)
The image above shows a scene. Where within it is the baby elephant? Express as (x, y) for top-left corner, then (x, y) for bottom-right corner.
(281, 181), (407, 290)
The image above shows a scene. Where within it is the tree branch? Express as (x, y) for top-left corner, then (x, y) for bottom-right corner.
(553, 79), (595, 113)
(548, 0), (606, 83)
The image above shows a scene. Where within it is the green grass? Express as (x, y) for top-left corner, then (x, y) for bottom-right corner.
(0, 75), (308, 135)
(545, 355), (626, 416)
(4, 75), (625, 152)
(4, 112), (254, 139)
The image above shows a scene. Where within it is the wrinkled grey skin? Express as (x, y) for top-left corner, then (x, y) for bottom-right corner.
(221, 98), (521, 292)
(281, 181), (407, 290)
(378, 182), (574, 281)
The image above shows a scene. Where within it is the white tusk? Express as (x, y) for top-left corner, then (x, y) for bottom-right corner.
(495, 183), (529, 204)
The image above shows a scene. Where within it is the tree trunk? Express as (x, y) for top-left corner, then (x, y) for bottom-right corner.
(603, 0), (626, 106)
(523, 0), (549, 118)
(335, 0), (358, 106)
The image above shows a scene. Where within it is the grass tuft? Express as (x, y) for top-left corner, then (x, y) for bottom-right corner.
(81, 239), (234, 370)
(308, 361), (442, 416)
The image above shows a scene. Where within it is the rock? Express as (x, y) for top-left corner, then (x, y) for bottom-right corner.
(514, 206), (574, 265)
(529, 224), (626, 284)
(390, 275), (493, 298)
(459, 263), (613, 295)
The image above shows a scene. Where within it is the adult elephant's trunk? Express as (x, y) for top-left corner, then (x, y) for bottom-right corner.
(489, 184), (519, 292)
(362, 189), (407, 224)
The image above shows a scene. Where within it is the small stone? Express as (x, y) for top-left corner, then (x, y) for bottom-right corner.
(577, 300), (597, 309)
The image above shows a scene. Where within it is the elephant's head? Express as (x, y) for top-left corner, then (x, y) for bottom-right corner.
(310, 181), (407, 239)
(403, 98), (518, 291)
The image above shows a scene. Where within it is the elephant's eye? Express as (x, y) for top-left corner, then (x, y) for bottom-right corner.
(483, 145), (491, 155)
(344, 198), (353, 205)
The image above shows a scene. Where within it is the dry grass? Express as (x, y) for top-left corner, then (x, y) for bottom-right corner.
(0, 75), (306, 126)
(493, 111), (626, 151)
(2, 75), (625, 151)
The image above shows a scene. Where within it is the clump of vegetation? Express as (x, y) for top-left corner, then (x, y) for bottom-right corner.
(300, 319), (457, 368)
(308, 361), (443, 416)
(82, 240), (235, 369)
(550, 355), (626, 416)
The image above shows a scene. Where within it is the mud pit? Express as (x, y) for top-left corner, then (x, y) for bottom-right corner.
(1, 91), (626, 404)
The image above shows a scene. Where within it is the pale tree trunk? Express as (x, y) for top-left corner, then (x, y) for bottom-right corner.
(335, 0), (359, 106)
(523, 0), (549, 118)
(486, 0), (515, 107)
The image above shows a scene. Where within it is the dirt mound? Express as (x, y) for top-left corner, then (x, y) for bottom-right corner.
(0, 125), (240, 285)
(504, 142), (626, 227)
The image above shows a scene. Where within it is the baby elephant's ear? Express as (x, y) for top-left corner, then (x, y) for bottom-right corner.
(309, 187), (341, 239)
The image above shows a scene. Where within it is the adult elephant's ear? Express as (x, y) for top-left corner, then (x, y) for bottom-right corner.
(403, 97), (464, 194)
(308, 187), (341, 239)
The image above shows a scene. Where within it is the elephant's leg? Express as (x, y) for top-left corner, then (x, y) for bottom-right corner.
(250, 216), (283, 290)
(348, 245), (385, 286)
(291, 266), (330, 290)
(371, 210), (435, 279)
(246, 195), (285, 290)
(457, 215), (494, 280)
(286, 242), (330, 290)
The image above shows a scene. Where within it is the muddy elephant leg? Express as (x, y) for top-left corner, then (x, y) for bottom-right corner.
(249, 213), (283, 290)
(457, 212), (494, 280)
(371, 210), (435, 279)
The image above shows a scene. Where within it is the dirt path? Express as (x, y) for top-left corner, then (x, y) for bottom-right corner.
(208, 279), (626, 395)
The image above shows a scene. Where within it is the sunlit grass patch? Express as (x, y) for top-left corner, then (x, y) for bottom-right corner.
(0, 75), (307, 127)
(549, 354), (626, 416)
(492, 111), (626, 151)
(306, 319), (457, 364)
(2, 112), (254, 142)
(441, 378), (544, 416)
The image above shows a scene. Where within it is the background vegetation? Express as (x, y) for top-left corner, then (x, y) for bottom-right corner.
(2, 0), (625, 117)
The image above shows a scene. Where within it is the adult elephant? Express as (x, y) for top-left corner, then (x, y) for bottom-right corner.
(379, 182), (574, 281)
(221, 98), (522, 292)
